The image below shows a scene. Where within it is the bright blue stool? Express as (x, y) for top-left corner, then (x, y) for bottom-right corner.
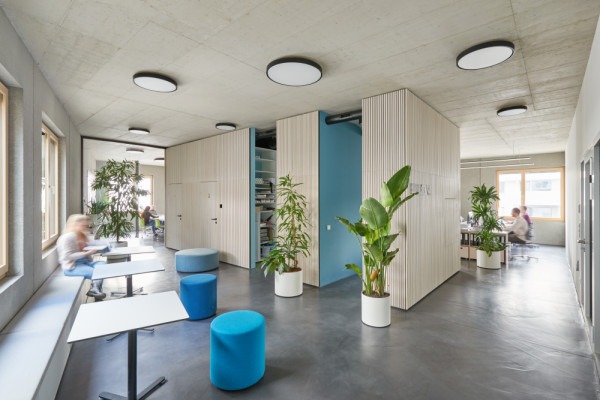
(210, 311), (265, 390)
(175, 248), (219, 272)
(180, 274), (217, 320)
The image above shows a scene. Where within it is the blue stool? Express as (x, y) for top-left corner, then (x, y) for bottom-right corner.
(180, 274), (217, 320)
(175, 248), (219, 273)
(210, 311), (265, 390)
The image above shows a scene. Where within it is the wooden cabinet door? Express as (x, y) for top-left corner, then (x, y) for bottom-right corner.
(166, 183), (182, 249)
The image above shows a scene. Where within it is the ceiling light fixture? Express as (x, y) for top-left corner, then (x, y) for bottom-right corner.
(133, 72), (177, 92)
(461, 163), (534, 170)
(215, 122), (237, 131)
(154, 157), (164, 161)
(456, 40), (515, 70)
(461, 157), (531, 165)
(266, 57), (322, 86)
(128, 127), (150, 135)
(497, 105), (528, 117)
(126, 147), (144, 154)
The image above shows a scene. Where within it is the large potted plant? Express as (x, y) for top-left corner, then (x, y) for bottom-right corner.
(89, 160), (148, 247)
(336, 166), (417, 327)
(469, 184), (506, 269)
(260, 175), (311, 297)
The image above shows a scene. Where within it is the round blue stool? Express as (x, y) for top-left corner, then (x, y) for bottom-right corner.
(175, 248), (219, 273)
(180, 274), (217, 320)
(210, 311), (265, 390)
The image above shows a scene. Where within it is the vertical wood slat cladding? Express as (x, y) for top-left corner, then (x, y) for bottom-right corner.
(218, 128), (250, 268)
(166, 145), (182, 184)
(276, 111), (320, 286)
(362, 89), (460, 310)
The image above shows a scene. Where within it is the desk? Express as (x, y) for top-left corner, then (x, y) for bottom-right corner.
(104, 246), (156, 262)
(460, 229), (510, 265)
(68, 291), (189, 400)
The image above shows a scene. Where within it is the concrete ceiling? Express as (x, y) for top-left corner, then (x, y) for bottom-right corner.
(1, 0), (598, 158)
(83, 138), (164, 166)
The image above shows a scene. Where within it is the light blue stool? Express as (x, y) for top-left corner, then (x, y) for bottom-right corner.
(180, 274), (217, 320)
(175, 248), (219, 272)
(210, 311), (265, 391)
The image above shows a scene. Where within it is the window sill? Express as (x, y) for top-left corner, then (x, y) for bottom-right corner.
(0, 274), (23, 296)
(42, 244), (57, 259)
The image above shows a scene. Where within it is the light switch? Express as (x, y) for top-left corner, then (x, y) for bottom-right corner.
(327, 225), (331, 231)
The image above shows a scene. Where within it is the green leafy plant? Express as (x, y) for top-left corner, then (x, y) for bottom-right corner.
(260, 175), (311, 276)
(469, 184), (507, 257)
(336, 166), (417, 297)
(89, 159), (148, 243)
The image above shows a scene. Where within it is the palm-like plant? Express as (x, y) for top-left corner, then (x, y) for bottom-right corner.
(89, 160), (148, 243)
(336, 166), (417, 297)
(469, 184), (506, 257)
(260, 175), (311, 276)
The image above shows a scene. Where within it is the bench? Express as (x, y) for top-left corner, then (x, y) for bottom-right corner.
(0, 268), (88, 400)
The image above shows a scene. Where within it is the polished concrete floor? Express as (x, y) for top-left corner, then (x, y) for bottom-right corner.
(56, 239), (600, 399)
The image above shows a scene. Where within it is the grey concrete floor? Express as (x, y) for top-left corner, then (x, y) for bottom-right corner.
(56, 240), (600, 399)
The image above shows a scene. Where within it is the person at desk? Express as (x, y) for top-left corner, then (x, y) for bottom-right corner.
(521, 205), (532, 225)
(141, 206), (158, 237)
(57, 214), (106, 299)
(503, 207), (528, 244)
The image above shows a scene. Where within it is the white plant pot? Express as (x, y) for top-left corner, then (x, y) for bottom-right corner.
(110, 241), (128, 248)
(275, 269), (303, 297)
(477, 249), (501, 269)
(361, 292), (391, 328)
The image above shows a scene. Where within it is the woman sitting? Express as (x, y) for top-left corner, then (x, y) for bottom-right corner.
(141, 206), (157, 237)
(57, 214), (106, 300)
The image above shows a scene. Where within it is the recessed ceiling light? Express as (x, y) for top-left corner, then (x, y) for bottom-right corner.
(133, 72), (177, 92)
(129, 127), (150, 135)
(154, 157), (164, 161)
(266, 57), (322, 86)
(126, 148), (144, 154)
(497, 105), (528, 116)
(215, 122), (237, 131)
(456, 41), (515, 70)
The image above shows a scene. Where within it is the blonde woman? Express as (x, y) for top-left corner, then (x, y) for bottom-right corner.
(57, 214), (106, 299)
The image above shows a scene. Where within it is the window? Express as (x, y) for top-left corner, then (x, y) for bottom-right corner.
(42, 124), (59, 249)
(496, 167), (564, 221)
(138, 175), (153, 209)
(0, 81), (7, 279)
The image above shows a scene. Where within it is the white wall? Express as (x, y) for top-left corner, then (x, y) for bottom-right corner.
(139, 164), (165, 213)
(460, 152), (565, 246)
(0, 8), (81, 330)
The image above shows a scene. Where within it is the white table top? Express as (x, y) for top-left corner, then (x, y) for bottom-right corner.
(104, 245), (156, 257)
(92, 258), (164, 280)
(67, 291), (189, 343)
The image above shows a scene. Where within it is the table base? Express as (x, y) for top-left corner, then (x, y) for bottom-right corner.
(106, 327), (154, 342)
(98, 377), (166, 400)
(111, 287), (145, 298)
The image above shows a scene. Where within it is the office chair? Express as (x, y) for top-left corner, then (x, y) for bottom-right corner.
(510, 223), (539, 262)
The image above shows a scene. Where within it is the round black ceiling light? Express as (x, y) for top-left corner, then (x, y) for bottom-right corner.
(456, 41), (515, 70)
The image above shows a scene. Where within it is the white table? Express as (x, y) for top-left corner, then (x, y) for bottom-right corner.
(104, 246), (156, 262)
(68, 291), (189, 400)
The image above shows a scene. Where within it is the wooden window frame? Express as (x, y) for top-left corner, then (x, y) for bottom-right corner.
(496, 166), (565, 222)
(0, 82), (8, 279)
(140, 175), (153, 207)
(42, 123), (59, 250)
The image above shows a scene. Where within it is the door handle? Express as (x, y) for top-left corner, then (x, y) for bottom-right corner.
(578, 239), (586, 244)
(211, 218), (217, 221)
(177, 215), (182, 217)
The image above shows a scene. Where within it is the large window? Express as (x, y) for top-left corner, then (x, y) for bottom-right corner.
(42, 124), (59, 249)
(138, 175), (153, 209)
(0, 82), (7, 279)
(497, 167), (564, 221)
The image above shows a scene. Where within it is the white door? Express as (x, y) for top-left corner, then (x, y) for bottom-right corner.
(166, 183), (183, 250)
(182, 182), (217, 249)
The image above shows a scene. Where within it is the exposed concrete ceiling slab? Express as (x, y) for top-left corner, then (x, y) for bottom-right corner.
(1, 0), (598, 158)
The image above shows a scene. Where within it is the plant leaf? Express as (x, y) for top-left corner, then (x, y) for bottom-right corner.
(386, 165), (411, 199)
(359, 198), (389, 231)
(380, 183), (393, 207)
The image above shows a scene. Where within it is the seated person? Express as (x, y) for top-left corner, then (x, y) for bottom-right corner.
(141, 206), (157, 237)
(149, 205), (159, 218)
(57, 214), (106, 299)
(503, 207), (528, 244)
(521, 205), (532, 225)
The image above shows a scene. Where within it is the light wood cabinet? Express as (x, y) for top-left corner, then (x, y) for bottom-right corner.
(165, 183), (182, 249)
(166, 146), (182, 184)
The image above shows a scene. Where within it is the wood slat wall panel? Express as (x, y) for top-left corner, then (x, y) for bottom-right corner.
(218, 128), (250, 268)
(165, 145), (182, 184)
(276, 111), (320, 286)
(363, 89), (460, 309)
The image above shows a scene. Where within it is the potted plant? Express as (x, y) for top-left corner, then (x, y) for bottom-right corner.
(89, 160), (148, 248)
(469, 184), (507, 269)
(336, 166), (417, 327)
(260, 175), (311, 297)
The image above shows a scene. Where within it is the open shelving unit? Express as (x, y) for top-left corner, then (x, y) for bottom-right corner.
(255, 147), (277, 263)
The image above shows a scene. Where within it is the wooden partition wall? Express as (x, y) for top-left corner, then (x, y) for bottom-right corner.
(276, 111), (320, 286)
(165, 128), (250, 268)
(363, 89), (460, 309)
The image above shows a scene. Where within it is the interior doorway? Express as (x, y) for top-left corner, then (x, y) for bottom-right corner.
(580, 158), (593, 322)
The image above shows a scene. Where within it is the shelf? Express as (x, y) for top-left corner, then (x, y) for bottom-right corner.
(255, 158), (276, 162)
(257, 210), (275, 213)
(256, 147), (276, 152)
(256, 170), (276, 174)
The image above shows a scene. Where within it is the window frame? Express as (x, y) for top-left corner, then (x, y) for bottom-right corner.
(496, 166), (565, 222)
(140, 174), (153, 207)
(0, 81), (8, 279)
(41, 123), (59, 250)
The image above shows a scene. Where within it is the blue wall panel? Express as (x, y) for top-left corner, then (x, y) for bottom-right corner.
(319, 112), (362, 286)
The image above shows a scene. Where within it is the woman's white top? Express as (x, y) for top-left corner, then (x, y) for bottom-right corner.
(57, 232), (89, 271)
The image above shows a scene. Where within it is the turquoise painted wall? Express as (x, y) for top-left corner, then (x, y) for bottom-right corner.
(319, 112), (362, 286)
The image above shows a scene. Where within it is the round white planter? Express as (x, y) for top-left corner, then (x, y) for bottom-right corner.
(361, 292), (391, 327)
(275, 269), (303, 297)
(110, 241), (128, 248)
(476, 249), (501, 269)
